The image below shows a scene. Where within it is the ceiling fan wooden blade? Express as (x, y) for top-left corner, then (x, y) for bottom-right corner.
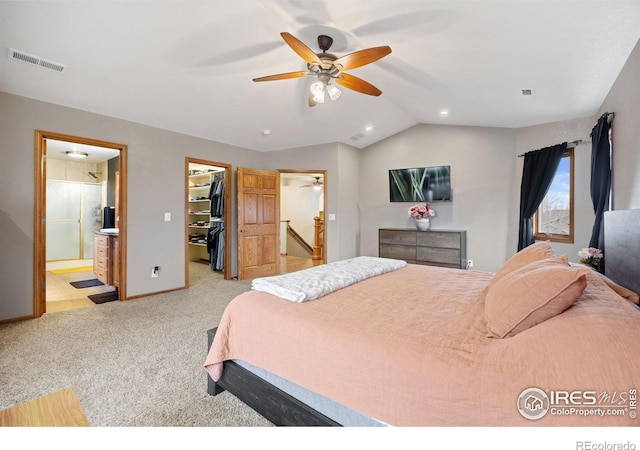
(333, 46), (392, 71)
(253, 71), (309, 82)
(280, 32), (322, 65)
(335, 72), (383, 96)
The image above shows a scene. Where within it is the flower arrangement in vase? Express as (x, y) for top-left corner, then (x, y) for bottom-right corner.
(408, 203), (436, 231)
(578, 247), (603, 269)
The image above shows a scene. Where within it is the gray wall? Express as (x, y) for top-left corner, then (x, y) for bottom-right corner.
(597, 38), (640, 211)
(1, 37), (638, 321)
(0, 92), (262, 320)
(357, 37), (640, 272)
(514, 37), (640, 262)
(358, 124), (517, 272)
(262, 143), (361, 263)
(514, 116), (596, 263)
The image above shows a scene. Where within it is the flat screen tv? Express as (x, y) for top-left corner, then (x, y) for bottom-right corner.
(389, 165), (451, 202)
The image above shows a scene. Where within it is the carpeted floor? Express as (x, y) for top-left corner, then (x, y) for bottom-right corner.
(0, 262), (272, 427)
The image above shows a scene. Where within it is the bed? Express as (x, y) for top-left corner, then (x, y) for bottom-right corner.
(204, 209), (640, 426)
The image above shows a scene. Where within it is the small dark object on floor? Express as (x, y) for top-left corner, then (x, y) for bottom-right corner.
(88, 291), (118, 304)
(70, 278), (104, 289)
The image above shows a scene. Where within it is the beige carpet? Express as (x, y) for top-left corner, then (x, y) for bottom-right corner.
(0, 262), (272, 427)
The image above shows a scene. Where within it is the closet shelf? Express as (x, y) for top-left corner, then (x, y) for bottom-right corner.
(188, 165), (225, 272)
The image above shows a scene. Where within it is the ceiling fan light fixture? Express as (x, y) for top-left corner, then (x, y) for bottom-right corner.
(254, 33), (390, 106)
(310, 81), (326, 103)
(310, 80), (341, 104)
(326, 84), (341, 101)
(312, 91), (325, 104)
(313, 184), (322, 191)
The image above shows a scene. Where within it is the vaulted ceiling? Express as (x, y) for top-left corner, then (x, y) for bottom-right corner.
(1, 1), (639, 152)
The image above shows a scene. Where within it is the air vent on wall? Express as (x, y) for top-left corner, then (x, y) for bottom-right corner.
(8, 48), (67, 73)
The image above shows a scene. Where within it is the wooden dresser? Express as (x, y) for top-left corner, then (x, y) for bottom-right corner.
(379, 228), (467, 269)
(93, 231), (119, 287)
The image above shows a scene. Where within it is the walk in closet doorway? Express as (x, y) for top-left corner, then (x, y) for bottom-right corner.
(34, 131), (128, 317)
(185, 158), (231, 285)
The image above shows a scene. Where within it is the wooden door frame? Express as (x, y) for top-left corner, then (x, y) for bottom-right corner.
(184, 157), (232, 283)
(34, 130), (128, 317)
(278, 169), (327, 265)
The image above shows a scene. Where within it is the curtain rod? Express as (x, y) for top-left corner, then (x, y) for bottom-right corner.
(517, 112), (614, 158)
(517, 140), (582, 157)
(601, 111), (615, 124)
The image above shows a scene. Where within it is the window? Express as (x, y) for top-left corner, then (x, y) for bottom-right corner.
(533, 147), (574, 243)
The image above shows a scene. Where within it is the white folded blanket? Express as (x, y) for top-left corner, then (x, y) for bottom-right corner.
(251, 256), (407, 302)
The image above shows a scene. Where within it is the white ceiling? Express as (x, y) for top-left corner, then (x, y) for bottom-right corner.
(2, 1), (639, 153)
(46, 139), (120, 163)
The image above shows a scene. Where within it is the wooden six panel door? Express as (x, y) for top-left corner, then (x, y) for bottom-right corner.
(237, 167), (280, 280)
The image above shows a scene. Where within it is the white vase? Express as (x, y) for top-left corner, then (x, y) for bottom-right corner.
(415, 218), (430, 231)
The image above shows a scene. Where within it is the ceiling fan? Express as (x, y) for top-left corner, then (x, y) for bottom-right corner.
(253, 32), (392, 107)
(300, 176), (324, 190)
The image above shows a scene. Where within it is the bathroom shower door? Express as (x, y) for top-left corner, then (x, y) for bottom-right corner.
(46, 181), (103, 261)
(82, 183), (104, 258)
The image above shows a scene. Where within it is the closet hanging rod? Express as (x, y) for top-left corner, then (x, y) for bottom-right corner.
(517, 139), (583, 157)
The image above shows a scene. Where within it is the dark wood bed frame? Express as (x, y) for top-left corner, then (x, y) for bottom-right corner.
(206, 209), (640, 426)
(206, 328), (340, 426)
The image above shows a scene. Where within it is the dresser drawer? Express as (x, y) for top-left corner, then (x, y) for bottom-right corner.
(95, 244), (109, 259)
(94, 265), (110, 284)
(379, 243), (417, 261)
(417, 231), (461, 249)
(379, 229), (417, 246)
(379, 228), (467, 269)
(95, 234), (110, 247)
(93, 232), (116, 286)
(416, 246), (461, 266)
(94, 255), (109, 270)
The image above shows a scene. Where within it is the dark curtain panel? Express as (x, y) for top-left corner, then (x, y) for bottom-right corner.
(588, 114), (612, 265)
(517, 142), (567, 251)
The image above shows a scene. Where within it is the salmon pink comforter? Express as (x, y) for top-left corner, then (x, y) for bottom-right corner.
(204, 264), (640, 426)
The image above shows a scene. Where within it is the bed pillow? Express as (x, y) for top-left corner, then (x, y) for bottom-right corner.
(490, 241), (557, 288)
(569, 262), (640, 304)
(485, 257), (590, 338)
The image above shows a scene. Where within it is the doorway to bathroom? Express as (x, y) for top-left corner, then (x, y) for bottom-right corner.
(34, 131), (128, 317)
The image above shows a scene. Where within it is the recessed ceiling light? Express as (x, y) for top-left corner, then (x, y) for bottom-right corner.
(65, 151), (88, 158)
(261, 129), (271, 137)
(364, 125), (374, 133)
(439, 110), (449, 116)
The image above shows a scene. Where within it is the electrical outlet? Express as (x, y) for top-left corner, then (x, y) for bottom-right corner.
(151, 266), (159, 278)
(467, 259), (474, 269)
